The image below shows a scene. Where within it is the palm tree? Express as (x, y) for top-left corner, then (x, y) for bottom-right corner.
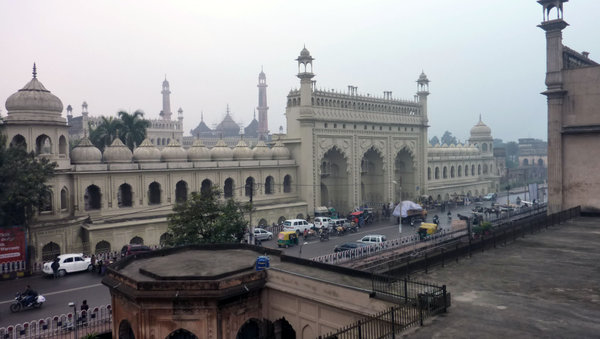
(88, 117), (120, 152)
(118, 110), (150, 151)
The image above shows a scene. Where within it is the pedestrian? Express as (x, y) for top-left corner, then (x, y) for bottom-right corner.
(80, 300), (89, 326)
(51, 257), (60, 279)
(90, 254), (96, 272)
(97, 259), (103, 276)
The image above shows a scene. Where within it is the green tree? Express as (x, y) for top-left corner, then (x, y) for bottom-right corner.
(441, 131), (457, 145)
(167, 186), (250, 246)
(88, 116), (120, 152)
(429, 136), (440, 145)
(0, 135), (56, 227)
(118, 110), (150, 151)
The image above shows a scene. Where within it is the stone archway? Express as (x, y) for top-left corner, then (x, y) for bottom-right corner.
(273, 318), (295, 339)
(119, 319), (135, 339)
(237, 319), (261, 339)
(320, 147), (350, 212)
(95, 240), (111, 255)
(395, 148), (415, 201)
(42, 242), (61, 262)
(360, 147), (384, 207)
(166, 328), (197, 339)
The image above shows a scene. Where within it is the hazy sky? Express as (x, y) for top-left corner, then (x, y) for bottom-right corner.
(1, 0), (598, 143)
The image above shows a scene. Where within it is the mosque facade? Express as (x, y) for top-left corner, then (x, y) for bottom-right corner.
(1, 50), (499, 262)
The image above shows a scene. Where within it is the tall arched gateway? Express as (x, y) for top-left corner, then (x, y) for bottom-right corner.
(320, 147), (349, 212)
(360, 147), (384, 207)
(395, 148), (416, 201)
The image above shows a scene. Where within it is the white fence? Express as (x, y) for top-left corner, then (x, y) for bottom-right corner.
(0, 305), (112, 338)
(311, 229), (465, 265)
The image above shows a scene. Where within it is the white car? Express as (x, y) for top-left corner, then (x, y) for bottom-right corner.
(42, 253), (93, 277)
(357, 234), (387, 244)
(282, 219), (314, 234)
(313, 217), (331, 229)
(253, 228), (273, 241)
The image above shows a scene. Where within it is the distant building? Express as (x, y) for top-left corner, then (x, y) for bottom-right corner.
(538, 0), (600, 213)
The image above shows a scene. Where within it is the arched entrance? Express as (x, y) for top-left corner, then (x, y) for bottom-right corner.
(273, 318), (295, 339)
(42, 242), (60, 261)
(166, 328), (197, 339)
(130, 236), (144, 245)
(395, 149), (415, 201)
(95, 240), (111, 254)
(200, 179), (212, 197)
(361, 147), (384, 207)
(118, 184), (133, 208)
(237, 319), (261, 339)
(148, 182), (161, 205)
(84, 185), (101, 210)
(320, 147), (349, 212)
(119, 319), (135, 339)
(176, 180), (188, 203)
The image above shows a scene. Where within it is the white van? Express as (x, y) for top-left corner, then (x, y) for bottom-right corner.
(283, 219), (313, 234)
(357, 234), (387, 244)
(313, 217), (331, 229)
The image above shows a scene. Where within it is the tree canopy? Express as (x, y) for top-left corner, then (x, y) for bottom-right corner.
(429, 136), (440, 145)
(88, 110), (149, 151)
(166, 186), (250, 246)
(0, 135), (56, 226)
(440, 131), (458, 145)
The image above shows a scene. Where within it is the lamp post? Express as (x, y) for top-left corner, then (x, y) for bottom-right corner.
(392, 181), (401, 234)
(505, 184), (511, 205)
(68, 301), (77, 338)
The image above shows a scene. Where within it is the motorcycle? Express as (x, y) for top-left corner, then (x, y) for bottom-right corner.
(319, 228), (330, 241)
(10, 293), (46, 312)
(432, 215), (440, 225)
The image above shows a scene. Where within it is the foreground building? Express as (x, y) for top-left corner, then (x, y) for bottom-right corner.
(1, 49), (499, 262)
(539, 0), (600, 214)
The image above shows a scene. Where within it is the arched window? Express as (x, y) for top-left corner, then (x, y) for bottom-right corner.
(283, 175), (292, 193)
(451, 166), (455, 178)
(538, 158), (544, 166)
(523, 158), (529, 166)
(39, 190), (52, 213)
(200, 179), (212, 197)
(84, 185), (101, 210)
(130, 236), (143, 245)
(483, 164), (488, 174)
(224, 178), (234, 198)
(245, 177), (255, 198)
(36, 134), (52, 155)
(265, 176), (274, 194)
(478, 164), (481, 175)
(148, 182), (161, 205)
(482, 143), (488, 152)
(118, 184), (133, 208)
(258, 218), (268, 226)
(435, 167), (440, 179)
(464, 164), (469, 177)
(42, 242), (61, 262)
(95, 240), (111, 255)
(59, 135), (68, 155)
(60, 187), (68, 210)
(427, 167), (431, 180)
(443, 167), (448, 179)
(176, 180), (188, 203)
(10, 134), (27, 149)
(166, 328), (198, 339)
(118, 320), (135, 339)
(458, 165), (462, 177)
(471, 165), (475, 176)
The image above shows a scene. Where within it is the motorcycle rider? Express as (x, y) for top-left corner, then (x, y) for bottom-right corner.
(23, 285), (38, 307)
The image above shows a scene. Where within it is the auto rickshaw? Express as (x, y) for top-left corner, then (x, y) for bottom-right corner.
(418, 223), (439, 240)
(277, 231), (299, 248)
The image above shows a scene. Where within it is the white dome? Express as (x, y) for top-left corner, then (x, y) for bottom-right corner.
(187, 139), (211, 161)
(133, 138), (161, 162)
(253, 140), (272, 160)
(103, 138), (132, 163)
(210, 139), (233, 161)
(71, 137), (102, 164)
(233, 139), (253, 160)
(5, 77), (63, 114)
(272, 139), (290, 160)
(161, 139), (187, 162)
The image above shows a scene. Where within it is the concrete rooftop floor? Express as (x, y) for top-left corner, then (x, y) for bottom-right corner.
(406, 217), (600, 338)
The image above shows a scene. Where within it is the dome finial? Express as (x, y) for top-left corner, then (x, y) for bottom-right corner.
(201, 110), (204, 122)
(479, 114), (482, 123)
(32, 63), (37, 78)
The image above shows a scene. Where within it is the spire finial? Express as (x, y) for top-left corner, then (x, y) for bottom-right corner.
(201, 111), (204, 122)
(165, 74), (167, 81)
(479, 114), (482, 123)
(261, 65), (263, 72)
(32, 63), (37, 78)
(254, 109), (256, 120)
(226, 104), (230, 115)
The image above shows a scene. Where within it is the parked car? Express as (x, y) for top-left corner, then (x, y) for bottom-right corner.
(253, 228), (273, 241)
(483, 193), (497, 201)
(282, 219), (314, 234)
(334, 242), (368, 252)
(357, 234), (387, 244)
(121, 244), (152, 257)
(313, 217), (331, 229)
(42, 253), (92, 277)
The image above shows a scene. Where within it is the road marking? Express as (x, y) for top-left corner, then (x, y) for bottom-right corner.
(0, 283), (103, 305)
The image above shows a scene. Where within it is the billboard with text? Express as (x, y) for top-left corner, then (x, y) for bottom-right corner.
(0, 227), (26, 264)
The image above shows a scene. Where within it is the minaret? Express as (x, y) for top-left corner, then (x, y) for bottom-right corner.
(417, 71), (430, 121)
(296, 46), (315, 109)
(538, 0), (569, 214)
(257, 67), (269, 140)
(161, 76), (172, 121)
(417, 71), (430, 196)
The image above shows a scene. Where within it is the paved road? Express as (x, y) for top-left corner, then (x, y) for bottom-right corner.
(0, 271), (110, 328)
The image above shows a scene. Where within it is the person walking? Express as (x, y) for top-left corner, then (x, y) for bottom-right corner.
(90, 254), (96, 272)
(51, 257), (60, 279)
(80, 300), (89, 326)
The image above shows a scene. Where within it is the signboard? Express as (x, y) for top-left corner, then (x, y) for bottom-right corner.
(0, 227), (26, 264)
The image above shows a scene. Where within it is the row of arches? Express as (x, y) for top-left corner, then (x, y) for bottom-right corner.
(10, 134), (68, 156)
(522, 158), (545, 167)
(82, 175), (294, 211)
(151, 138), (182, 146)
(428, 163), (493, 181)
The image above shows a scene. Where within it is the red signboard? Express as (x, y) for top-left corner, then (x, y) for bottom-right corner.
(0, 227), (26, 264)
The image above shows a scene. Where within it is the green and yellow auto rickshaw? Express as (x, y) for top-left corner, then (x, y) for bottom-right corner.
(418, 223), (439, 240)
(277, 231), (299, 248)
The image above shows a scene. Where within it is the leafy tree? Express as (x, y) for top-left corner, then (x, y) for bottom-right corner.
(118, 110), (150, 151)
(0, 135), (56, 227)
(429, 136), (440, 145)
(88, 116), (120, 152)
(167, 186), (250, 246)
(441, 131), (457, 145)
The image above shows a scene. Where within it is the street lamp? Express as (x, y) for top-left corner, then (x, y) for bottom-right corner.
(505, 184), (511, 205)
(68, 301), (77, 338)
(392, 181), (402, 234)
